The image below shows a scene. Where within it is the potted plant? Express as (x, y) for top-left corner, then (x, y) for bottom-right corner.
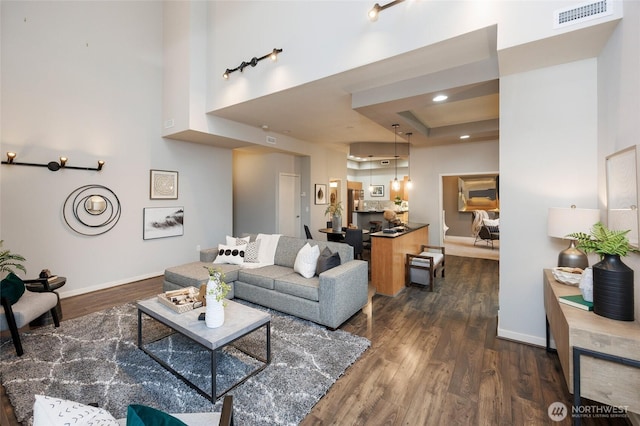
(325, 201), (343, 232)
(202, 266), (231, 328)
(569, 222), (637, 321)
(0, 240), (27, 276)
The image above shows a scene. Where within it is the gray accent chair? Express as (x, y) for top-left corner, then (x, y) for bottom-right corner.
(1, 281), (60, 356)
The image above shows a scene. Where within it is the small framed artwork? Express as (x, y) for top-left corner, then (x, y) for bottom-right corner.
(150, 170), (178, 200)
(143, 207), (184, 240)
(371, 185), (384, 197)
(315, 184), (327, 204)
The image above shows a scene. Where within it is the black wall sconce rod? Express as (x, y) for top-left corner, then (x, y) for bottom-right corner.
(368, 0), (405, 21)
(223, 48), (283, 79)
(1, 152), (104, 171)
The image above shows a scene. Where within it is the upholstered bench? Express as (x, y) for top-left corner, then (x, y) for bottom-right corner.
(405, 245), (445, 291)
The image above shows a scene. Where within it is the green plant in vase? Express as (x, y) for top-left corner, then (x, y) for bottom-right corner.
(324, 201), (343, 217)
(203, 266), (231, 305)
(325, 201), (343, 231)
(568, 222), (637, 257)
(568, 222), (637, 321)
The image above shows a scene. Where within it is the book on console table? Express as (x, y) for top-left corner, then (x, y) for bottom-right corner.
(558, 294), (593, 311)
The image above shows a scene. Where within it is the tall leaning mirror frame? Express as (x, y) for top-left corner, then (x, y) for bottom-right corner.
(606, 145), (639, 248)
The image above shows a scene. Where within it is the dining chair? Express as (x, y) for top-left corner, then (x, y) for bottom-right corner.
(304, 225), (313, 240)
(344, 228), (363, 259)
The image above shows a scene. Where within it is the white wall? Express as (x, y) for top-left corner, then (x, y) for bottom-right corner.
(233, 151), (300, 235)
(499, 59), (599, 344)
(0, 1), (232, 297)
(597, 0), (640, 321)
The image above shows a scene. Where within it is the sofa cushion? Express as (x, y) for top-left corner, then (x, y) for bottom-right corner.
(165, 262), (240, 288)
(274, 273), (320, 302)
(273, 236), (309, 268)
(213, 243), (246, 265)
(237, 265), (292, 290)
(316, 247), (341, 275)
(293, 243), (320, 278)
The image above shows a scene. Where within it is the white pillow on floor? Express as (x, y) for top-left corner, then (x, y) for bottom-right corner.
(33, 395), (118, 426)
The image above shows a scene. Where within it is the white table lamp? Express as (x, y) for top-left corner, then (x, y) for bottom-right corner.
(547, 206), (600, 269)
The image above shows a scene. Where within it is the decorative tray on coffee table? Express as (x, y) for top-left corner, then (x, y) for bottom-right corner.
(157, 286), (203, 313)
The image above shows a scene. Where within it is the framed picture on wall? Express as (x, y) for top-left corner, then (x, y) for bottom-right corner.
(315, 184), (327, 204)
(371, 185), (384, 197)
(150, 170), (178, 199)
(143, 207), (184, 240)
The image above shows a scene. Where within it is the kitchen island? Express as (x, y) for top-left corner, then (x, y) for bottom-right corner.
(371, 223), (428, 296)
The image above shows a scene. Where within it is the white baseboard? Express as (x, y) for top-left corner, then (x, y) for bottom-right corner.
(57, 271), (164, 299)
(497, 327), (547, 347)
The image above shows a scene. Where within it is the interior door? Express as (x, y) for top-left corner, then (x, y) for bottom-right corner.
(278, 173), (301, 237)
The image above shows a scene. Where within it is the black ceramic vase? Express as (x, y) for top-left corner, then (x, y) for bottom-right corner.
(592, 254), (635, 321)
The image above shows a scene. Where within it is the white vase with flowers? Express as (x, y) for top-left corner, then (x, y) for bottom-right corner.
(203, 266), (231, 328)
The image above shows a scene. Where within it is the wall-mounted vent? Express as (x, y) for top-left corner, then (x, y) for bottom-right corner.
(380, 160), (390, 165)
(554, 0), (612, 29)
(266, 135), (276, 144)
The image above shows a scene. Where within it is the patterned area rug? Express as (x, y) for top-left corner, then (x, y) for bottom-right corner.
(0, 302), (370, 425)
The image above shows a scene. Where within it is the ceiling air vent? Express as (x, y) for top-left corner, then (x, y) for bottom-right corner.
(554, 0), (612, 28)
(380, 160), (390, 165)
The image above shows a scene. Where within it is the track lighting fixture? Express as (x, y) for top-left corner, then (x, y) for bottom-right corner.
(368, 0), (405, 21)
(223, 48), (283, 79)
(2, 152), (105, 172)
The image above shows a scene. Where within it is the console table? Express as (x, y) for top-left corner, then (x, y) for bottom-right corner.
(543, 269), (640, 423)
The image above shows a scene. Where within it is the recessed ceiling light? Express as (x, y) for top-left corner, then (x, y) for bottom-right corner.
(460, 135), (470, 139)
(433, 94), (448, 102)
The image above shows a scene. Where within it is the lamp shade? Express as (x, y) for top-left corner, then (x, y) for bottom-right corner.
(547, 207), (600, 239)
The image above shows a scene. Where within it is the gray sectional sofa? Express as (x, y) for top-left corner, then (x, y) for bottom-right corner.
(163, 235), (369, 329)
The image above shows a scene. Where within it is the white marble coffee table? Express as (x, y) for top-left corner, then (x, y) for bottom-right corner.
(136, 297), (271, 401)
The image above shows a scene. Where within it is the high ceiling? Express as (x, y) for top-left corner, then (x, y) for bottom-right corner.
(210, 27), (502, 160)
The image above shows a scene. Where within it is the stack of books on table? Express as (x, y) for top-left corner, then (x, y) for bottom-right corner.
(558, 294), (593, 311)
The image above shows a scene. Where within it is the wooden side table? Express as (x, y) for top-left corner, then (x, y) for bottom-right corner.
(25, 276), (66, 326)
(543, 269), (640, 423)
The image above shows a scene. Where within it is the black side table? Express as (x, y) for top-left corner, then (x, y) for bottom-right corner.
(25, 276), (66, 326)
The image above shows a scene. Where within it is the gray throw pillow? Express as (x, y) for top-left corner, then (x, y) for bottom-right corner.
(316, 247), (341, 275)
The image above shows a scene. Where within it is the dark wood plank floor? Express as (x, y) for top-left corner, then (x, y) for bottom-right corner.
(1, 256), (631, 425)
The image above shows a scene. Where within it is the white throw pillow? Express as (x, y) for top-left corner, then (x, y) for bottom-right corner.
(226, 235), (250, 246)
(213, 243), (246, 265)
(33, 395), (118, 426)
(294, 243), (321, 279)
